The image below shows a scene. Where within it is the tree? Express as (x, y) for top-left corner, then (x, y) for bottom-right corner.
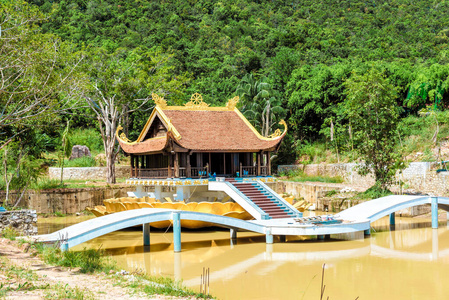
(0, 1), (84, 149)
(236, 74), (285, 137)
(344, 68), (405, 191)
(83, 47), (188, 184)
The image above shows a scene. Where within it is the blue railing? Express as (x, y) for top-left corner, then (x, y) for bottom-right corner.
(224, 182), (270, 220)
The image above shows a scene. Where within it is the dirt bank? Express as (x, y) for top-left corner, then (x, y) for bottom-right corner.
(0, 238), (198, 299)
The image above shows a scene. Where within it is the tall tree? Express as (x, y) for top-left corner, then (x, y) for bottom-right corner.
(236, 74), (285, 136)
(344, 68), (405, 191)
(83, 47), (188, 183)
(0, 1), (84, 149)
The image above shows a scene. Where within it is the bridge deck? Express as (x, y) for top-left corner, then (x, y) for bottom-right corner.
(32, 195), (449, 251)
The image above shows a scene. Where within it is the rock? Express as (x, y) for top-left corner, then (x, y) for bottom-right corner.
(69, 145), (91, 160)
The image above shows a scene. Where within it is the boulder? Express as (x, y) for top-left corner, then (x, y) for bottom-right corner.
(69, 145), (91, 160)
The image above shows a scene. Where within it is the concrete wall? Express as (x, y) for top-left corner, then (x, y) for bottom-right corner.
(0, 187), (134, 214)
(279, 162), (449, 196)
(49, 166), (130, 181)
(274, 181), (342, 203)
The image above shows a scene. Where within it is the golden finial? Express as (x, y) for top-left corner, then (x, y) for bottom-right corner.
(152, 93), (167, 109)
(226, 96), (239, 110)
(269, 129), (282, 138)
(268, 120), (287, 138)
(116, 125), (131, 143)
(184, 93), (210, 109)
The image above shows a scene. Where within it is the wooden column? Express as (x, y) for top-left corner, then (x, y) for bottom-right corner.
(174, 152), (179, 178)
(187, 153), (191, 178)
(209, 153), (212, 174)
(223, 153), (226, 175)
(257, 152), (261, 176)
(130, 154), (135, 177)
(168, 154), (172, 177)
(267, 151), (271, 175)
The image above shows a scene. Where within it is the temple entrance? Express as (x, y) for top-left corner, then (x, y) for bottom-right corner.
(210, 153), (224, 175)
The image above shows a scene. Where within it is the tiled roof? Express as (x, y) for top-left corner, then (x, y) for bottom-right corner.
(163, 109), (284, 151)
(116, 94), (287, 154)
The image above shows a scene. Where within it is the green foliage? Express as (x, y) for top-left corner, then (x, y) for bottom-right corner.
(236, 74), (286, 136)
(30, 178), (63, 190)
(64, 157), (97, 168)
(35, 245), (115, 274)
(344, 68), (405, 190)
(68, 128), (104, 153)
(357, 186), (393, 200)
(1, 227), (19, 240)
(282, 169), (344, 184)
(7, 0), (449, 167)
(44, 283), (90, 300)
(286, 63), (353, 140)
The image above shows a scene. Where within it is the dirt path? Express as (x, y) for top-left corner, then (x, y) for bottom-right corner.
(0, 238), (191, 299)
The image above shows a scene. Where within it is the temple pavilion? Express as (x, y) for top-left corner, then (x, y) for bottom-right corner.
(116, 93), (287, 202)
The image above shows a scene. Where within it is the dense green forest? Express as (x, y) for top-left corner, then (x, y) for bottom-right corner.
(30, 0), (449, 134)
(2, 0), (449, 190)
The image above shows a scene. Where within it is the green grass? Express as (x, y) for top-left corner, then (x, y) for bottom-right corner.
(25, 242), (212, 298)
(32, 244), (115, 274)
(64, 156), (97, 168)
(44, 283), (92, 300)
(281, 170), (344, 184)
(31, 178), (63, 190)
(1, 227), (19, 240)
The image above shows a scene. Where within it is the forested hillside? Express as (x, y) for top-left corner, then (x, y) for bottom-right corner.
(2, 0), (449, 183)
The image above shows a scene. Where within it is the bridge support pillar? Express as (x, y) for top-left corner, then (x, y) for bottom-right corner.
(60, 242), (69, 252)
(143, 223), (150, 246)
(173, 212), (181, 252)
(265, 228), (273, 244)
(432, 196), (438, 229)
(230, 228), (237, 240)
(389, 213), (395, 226)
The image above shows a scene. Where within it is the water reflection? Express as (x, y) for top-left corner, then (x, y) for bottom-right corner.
(41, 215), (449, 299)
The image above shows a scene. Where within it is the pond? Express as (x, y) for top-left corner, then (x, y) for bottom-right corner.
(38, 213), (449, 299)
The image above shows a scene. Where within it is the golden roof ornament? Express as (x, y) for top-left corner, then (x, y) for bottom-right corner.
(226, 96), (239, 110)
(184, 93), (210, 109)
(152, 93), (167, 109)
(268, 120), (287, 138)
(269, 129), (282, 138)
(116, 125), (131, 143)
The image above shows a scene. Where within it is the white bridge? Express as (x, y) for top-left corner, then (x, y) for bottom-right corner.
(33, 195), (449, 252)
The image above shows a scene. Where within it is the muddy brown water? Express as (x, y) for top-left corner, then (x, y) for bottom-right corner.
(38, 214), (449, 299)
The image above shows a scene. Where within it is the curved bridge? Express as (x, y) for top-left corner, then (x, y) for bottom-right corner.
(35, 208), (267, 251)
(339, 195), (449, 222)
(33, 195), (449, 251)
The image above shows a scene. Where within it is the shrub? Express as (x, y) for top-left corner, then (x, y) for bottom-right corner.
(68, 128), (103, 153)
(31, 178), (62, 190)
(64, 156), (97, 167)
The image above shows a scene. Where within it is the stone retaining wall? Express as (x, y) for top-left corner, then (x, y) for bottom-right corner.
(0, 210), (37, 236)
(49, 166), (130, 181)
(274, 181), (343, 203)
(279, 162), (449, 196)
(0, 187), (134, 214)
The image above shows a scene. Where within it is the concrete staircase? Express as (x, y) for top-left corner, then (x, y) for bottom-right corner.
(226, 179), (299, 219)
